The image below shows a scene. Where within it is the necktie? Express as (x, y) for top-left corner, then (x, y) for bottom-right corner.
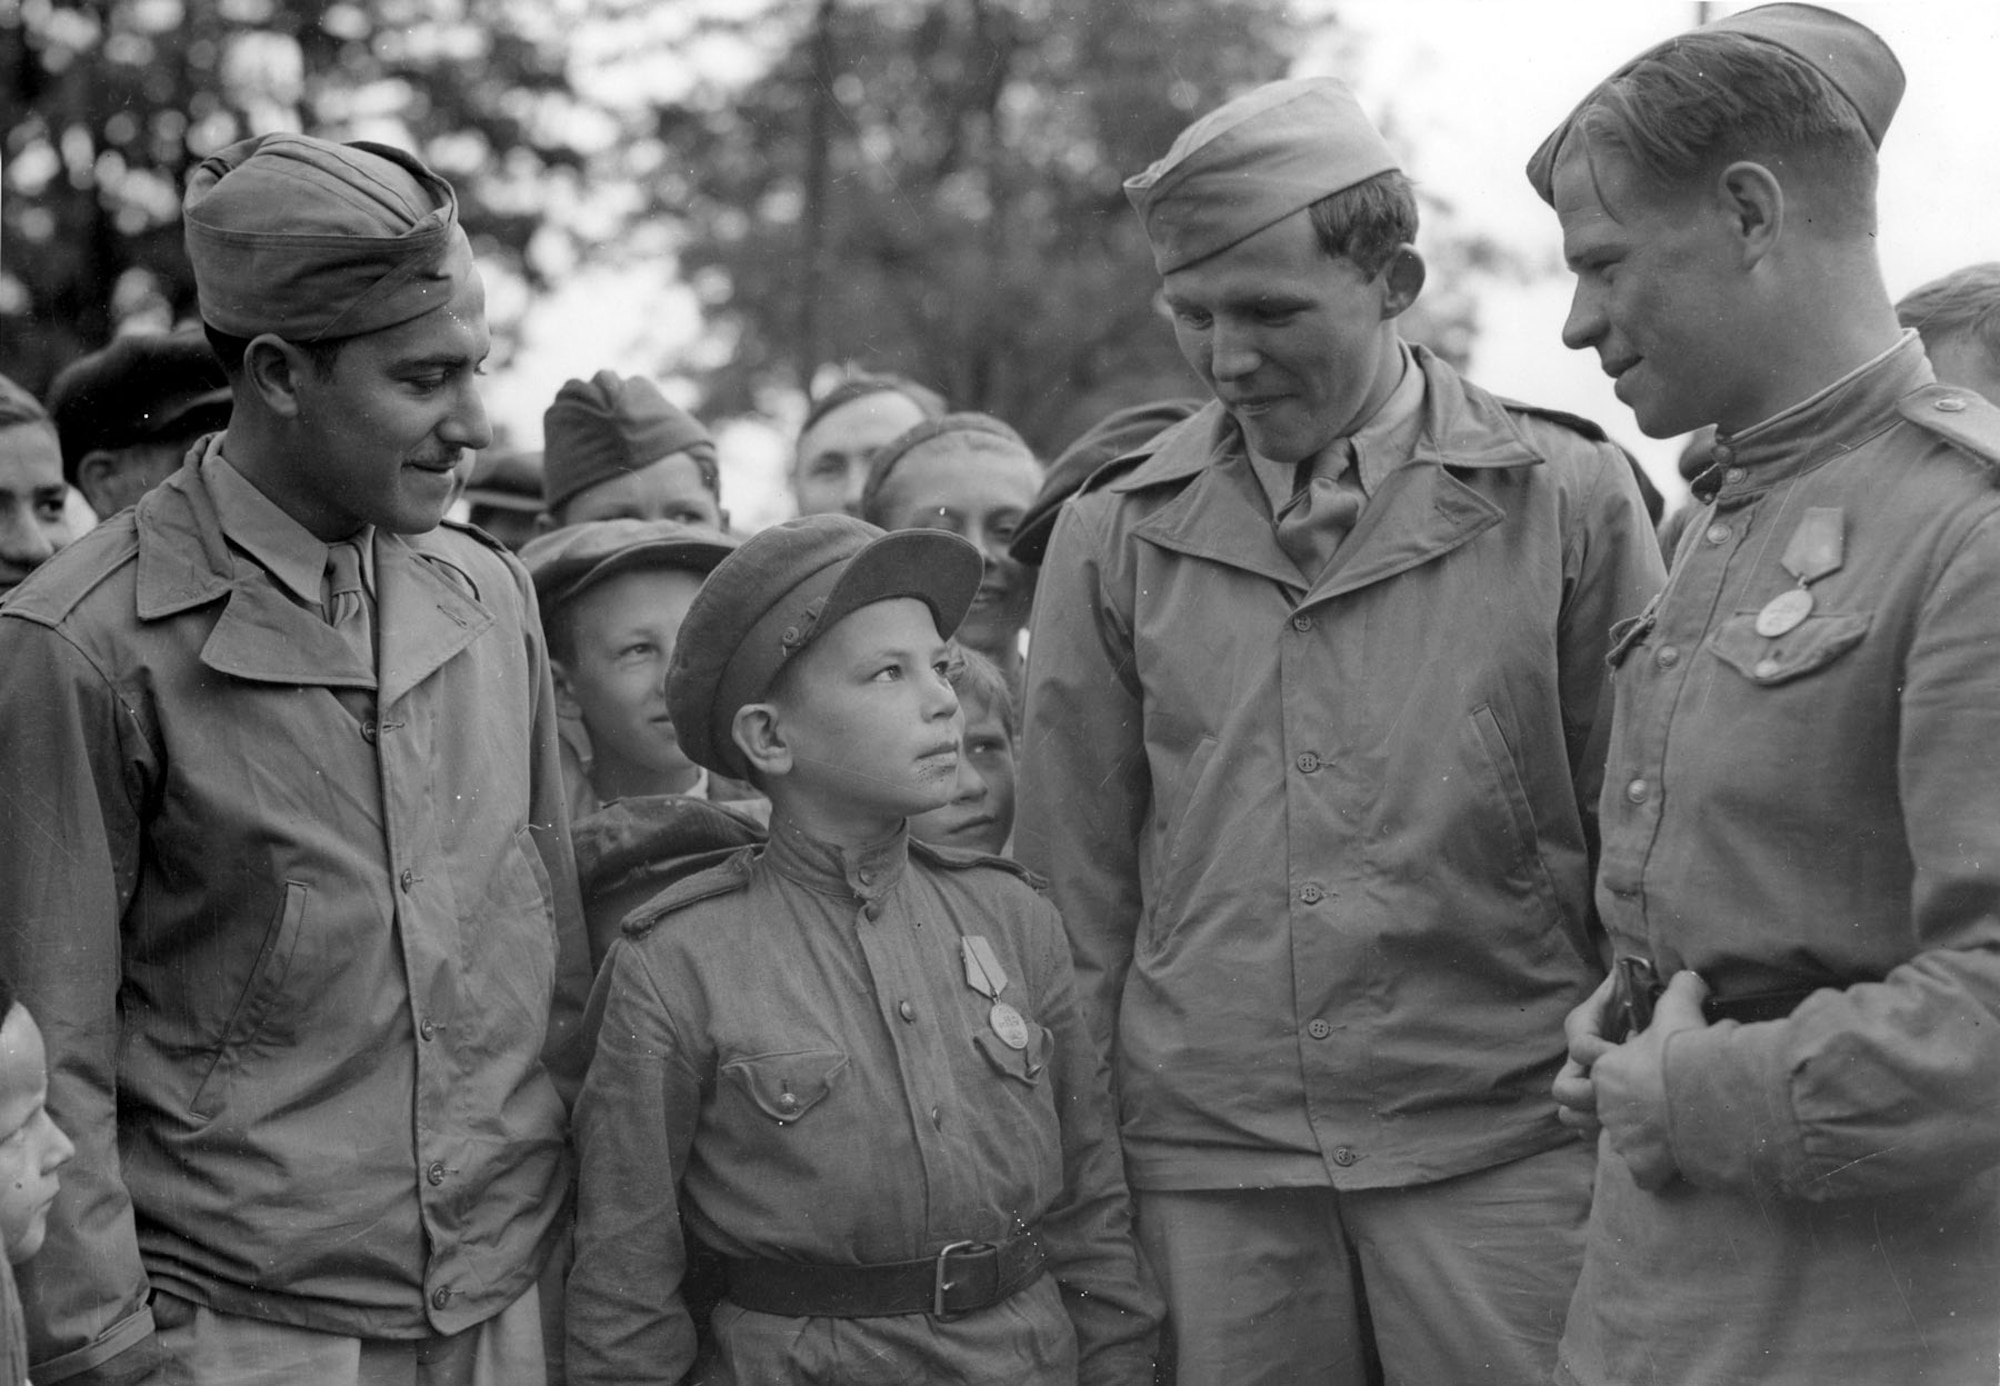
(1274, 449), (1364, 584)
(324, 541), (374, 668)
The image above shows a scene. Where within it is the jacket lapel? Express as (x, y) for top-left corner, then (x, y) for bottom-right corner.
(374, 535), (495, 709)
(1301, 461), (1504, 605)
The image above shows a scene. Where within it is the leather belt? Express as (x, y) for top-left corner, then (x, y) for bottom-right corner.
(1612, 956), (1822, 1039)
(719, 1229), (1046, 1321)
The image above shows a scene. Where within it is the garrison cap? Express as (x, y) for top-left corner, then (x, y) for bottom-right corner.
(44, 332), (231, 485)
(521, 517), (735, 619)
(1125, 77), (1400, 275)
(858, 412), (1038, 525)
(667, 514), (982, 780)
(1525, 3), (1904, 200)
(543, 371), (717, 514)
(1011, 398), (1204, 565)
(800, 372), (947, 437)
(184, 132), (472, 342)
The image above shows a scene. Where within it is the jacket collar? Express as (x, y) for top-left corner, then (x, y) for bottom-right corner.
(764, 813), (909, 903)
(132, 451), (494, 703)
(1705, 331), (1930, 493)
(1117, 346), (1521, 604)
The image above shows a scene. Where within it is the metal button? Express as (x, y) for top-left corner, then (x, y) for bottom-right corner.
(1709, 443), (1734, 467)
(1754, 658), (1781, 680)
(1625, 778), (1650, 804)
(1295, 751), (1321, 774)
(399, 868), (415, 892)
(858, 869), (875, 886)
(1299, 883), (1325, 905)
(1936, 396), (1968, 413)
(930, 1104), (942, 1130)
(778, 1090), (798, 1111)
(1306, 1018), (1332, 1040)
(419, 1018), (436, 1042)
(1705, 523), (1731, 545)
(426, 1160), (446, 1187)
(862, 902), (880, 922)
(1332, 1146), (1358, 1167)
(1291, 613), (1314, 633)
(1722, 467), (1746, 485)
(898, 1000), (916, 1023)
(431, 1286), (452, 1310)
(361, 719), (378, 743)
(1656, 645), (1680, 668)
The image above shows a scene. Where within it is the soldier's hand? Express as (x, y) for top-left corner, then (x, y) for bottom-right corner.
(1592, 970), (1711, 1191)
(1553, 972), (1618, 1139)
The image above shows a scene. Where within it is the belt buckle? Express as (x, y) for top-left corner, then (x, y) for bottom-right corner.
(932, 1239), (983, 1321)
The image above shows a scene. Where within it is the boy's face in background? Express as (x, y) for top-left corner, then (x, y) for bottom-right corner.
(907, 690), (1015, 855)
(555, 566), (708, 794)
(770, 597), (963, 824)
(556, 451), (723, 530)
(0, 1004), (74, 1263)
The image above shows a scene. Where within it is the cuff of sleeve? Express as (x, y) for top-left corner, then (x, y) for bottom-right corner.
(32, 1306), (160, 1385)
(1662, 1021), (1808, 1195)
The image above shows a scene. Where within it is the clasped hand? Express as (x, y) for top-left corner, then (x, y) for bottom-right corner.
(1552, 969), (1711, 1190)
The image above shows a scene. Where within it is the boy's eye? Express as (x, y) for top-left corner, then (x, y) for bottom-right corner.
(968, 736), (1008, 757)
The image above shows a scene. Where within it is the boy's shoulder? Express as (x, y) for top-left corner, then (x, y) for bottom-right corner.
(908, 839), (1048, 895)
(621, 845), (760, 941)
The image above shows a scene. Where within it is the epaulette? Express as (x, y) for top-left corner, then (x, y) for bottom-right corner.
(1493, 397), (1612, 444)
(1898, 385), (2000, 482)
(621, 846), (757, 939)
(438, 514), (512, 553)
(908, 837), (1049, 891)
(1072, 447), (1159, 500)
(0, 518), (139, 623)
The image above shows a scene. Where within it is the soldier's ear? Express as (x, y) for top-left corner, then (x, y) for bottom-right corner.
(242, 335), (316, 420)
(1716, 160), (1784, 268)
(732, 702), (793, 780)
(1380, 245), (1425, 320)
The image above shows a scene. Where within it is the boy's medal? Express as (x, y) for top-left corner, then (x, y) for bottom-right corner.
(1755, 507), (1844, 638)
(963, 936), (1030, 1049)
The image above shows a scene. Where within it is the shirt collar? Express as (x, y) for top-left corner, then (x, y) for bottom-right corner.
(764, 813), (910, 902)
(1709, 330), (1930, 485)
(201, 436), (376, 607)
(1248, 342), (1425, 512)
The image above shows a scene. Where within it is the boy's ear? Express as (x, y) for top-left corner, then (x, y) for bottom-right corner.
(731, 701), (793, 780)
(550, 659), (581, 721)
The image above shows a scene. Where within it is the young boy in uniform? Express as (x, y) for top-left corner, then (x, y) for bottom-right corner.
(565, 514), (1158, 1385)
(908, 645), (1017, 857)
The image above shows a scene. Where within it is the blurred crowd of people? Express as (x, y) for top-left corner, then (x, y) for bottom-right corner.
(5, 3), (2000, 1385)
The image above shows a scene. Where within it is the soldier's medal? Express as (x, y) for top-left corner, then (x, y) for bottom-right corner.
(989, 1000), (1030, 1050)
(1757, 507), (1845, 639)
(1754, 586), (1814, 637)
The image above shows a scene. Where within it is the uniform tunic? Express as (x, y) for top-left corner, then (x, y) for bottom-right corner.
(0, 453), (590, 1383)
(1559, 335), (2000, 1384)
(565, 823), (1158, 1385)
(1017, 346), (1665, 1193)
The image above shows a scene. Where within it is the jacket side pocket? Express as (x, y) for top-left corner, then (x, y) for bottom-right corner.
(190, 881), (308, 1120)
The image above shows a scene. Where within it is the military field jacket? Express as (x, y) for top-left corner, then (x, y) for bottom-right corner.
(1017, 347), (1665, 1192)
(1557, 336), (2000, 1386)
(0, 457), (590, 1383)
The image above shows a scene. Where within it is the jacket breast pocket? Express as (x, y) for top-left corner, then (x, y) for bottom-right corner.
(1710, 611), (1871, 687)
(721, 1048), (847, 1126)
(190, 881), (308, 1120)
(972, 1020), (1053, 1086)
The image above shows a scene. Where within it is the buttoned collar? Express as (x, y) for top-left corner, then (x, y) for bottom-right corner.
(1705, 330), (1930, 492)
(765, 813), (910, 903)
(200, 436), (376, 609)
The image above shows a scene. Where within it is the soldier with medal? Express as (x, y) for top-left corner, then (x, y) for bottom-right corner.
(1532, 5), (2000, 1382)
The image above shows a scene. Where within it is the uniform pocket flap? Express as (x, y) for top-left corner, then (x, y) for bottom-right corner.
(721, 1048), (848, 1124)
(1710, 611), (1871, 686)
(973, 1024), (1053, 1085)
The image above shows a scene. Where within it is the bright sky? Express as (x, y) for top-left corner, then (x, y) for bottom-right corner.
(1323, 1), (2000, 505)
(484, 1), (2000, 522)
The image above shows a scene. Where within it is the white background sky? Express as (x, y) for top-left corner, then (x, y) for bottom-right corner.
(483, 1), (2000, 524)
